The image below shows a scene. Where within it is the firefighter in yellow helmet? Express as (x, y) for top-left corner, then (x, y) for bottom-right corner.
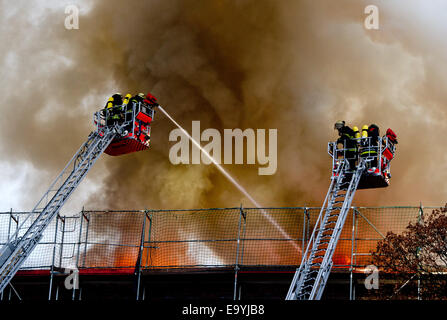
(104, 97), (114, 126)
(105, 97), (113, 109)
(105, 93), (124, 125)
(360, 124), (381, 175)
(113, 93), (124, 124)
(353, 126), (360, 139)
(361, 125), (368, 138)
(123, 93), (132, 105)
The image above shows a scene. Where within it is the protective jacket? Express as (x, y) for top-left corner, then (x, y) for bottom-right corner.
(337, 126), (357, 152)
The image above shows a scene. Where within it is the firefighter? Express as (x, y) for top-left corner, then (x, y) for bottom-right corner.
(105, 93), (123, 125)
(122, 93), (133, 123)
(104, 96), (114, 126)
(359, 124), (369, 159)
(136, 92), (146, 103)
(361, 125), (368, 138)
(127, 93), (145, 118)
(105, 96), (114, 109)
(334, 120), (357, 171)
(353, 126), (360, 139)
(111, 93), (124, 124)
(124, 93), (145, 134)
(111, 93), (123, 106)
(127, 93), (145, 108)
(368, 124), (380, 144)
(123, 93), (132, 105)
(360, 124), (380, 175)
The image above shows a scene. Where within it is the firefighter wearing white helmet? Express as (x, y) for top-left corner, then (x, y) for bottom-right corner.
(334, 120), (357, 171)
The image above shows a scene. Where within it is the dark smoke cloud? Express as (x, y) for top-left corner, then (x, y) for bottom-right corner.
(1, 0), (446, 214)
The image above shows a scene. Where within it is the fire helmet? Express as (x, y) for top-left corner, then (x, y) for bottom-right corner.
(334, 120), (345, 130)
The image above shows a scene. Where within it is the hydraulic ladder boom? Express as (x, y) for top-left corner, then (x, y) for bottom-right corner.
(286, 159), (365, 300)
(0, 128), (117, 293)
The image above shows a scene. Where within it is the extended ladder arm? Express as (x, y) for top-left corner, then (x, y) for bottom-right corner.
(0, 128), (117, 293)
(286, 159), (366, 300)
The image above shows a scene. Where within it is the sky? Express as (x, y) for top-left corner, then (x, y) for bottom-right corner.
(0, 0), (447, 215)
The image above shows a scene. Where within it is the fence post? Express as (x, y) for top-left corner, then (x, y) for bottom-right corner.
(306, 208), (310, 245)
(349, 207), (357, 300)
(75, 208), (84, 271)
(417, 202), (423, 300)
(7, 208), (12, 241)
(239, 207), (247, 300)
(8, 209), (19, 242)
(145, 211), (153, 269)
(82, 211), (90, 268)
(58, 215), (65, 271)
(136, 210), (147, 301)
(48, 214), (60, 300)
(233, 205), (243, 300)
(302, 207), (308, 263)
(72, 207), (84, 301)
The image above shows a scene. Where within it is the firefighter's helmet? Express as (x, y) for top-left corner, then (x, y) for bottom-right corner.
(361, 125), (368, 138)
(112, 93), (123, 105)
(334, 120), (345, 130)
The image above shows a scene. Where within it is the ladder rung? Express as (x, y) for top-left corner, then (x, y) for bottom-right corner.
(313, 254), (326, 261)
(306, 275), (318, 283)
(324, 223), (337, 229)
(319, 236), (331, 241)
(301, 284), (314, 291)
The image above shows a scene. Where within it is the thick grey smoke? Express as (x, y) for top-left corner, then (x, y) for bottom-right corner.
(1, 0), (446, 214)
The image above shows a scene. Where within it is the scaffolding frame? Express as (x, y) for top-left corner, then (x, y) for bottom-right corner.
(0, 205), (433, 301)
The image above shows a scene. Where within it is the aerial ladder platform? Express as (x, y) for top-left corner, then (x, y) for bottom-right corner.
(0, 98), (157, 294)
(286, 130), (397, 300)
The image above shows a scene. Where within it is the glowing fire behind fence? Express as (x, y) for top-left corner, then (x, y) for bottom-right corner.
(0, 207), (425, 271)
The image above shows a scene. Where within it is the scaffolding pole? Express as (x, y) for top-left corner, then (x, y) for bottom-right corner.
(349, 207), (358, 300)
(136, 211), (147, 301)
(82, 212), (90, 268)
(233, 205), (243, 300)
(48, 215), (59, 300)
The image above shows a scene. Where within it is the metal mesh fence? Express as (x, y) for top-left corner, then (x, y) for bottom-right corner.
(0, 206), (438, 272)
